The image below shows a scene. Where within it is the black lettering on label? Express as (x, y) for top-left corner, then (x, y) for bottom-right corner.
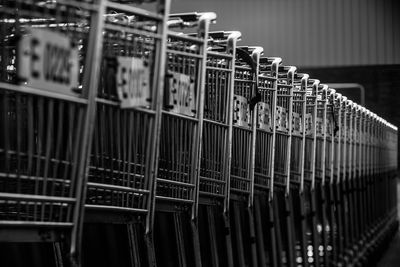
(30, 37), (40, 79)
(43, 42), (71, 85)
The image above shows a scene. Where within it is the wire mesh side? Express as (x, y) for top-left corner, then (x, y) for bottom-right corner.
(230, 57), (255, 195)
(304, 83), (317, 182)
(274, 70), (293, 186)
(199, 51), (233, 198)
(87, 1), (167, 212)
(289, 81), (306, 184)
(254, 75), (275, 190)
(315, 89), (327, 181)
(156, 32), (204, 203)
(0, 0), (99, 225)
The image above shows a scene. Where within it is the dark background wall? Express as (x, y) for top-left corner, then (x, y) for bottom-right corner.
(171, 0), (400, 67)
(301, 65), (400, 123)
(171, 0), (400, 166)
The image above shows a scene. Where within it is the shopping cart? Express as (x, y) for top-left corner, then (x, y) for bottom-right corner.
(315, 84), (329, 265)
(254, 56), (281, 267)
(356, 106), (371, 263)
(343, 100), (357, 262)
(327, 90), (342, 264)
(153, 12), (215, 267)
(83, 1), (170, 266)
(300, 79), (320, 267)
(287, 73), (308, 267)
(196, 30), (241, 267)
(228, 45), (263, 267)
(0, 0), (104, 265)
(337, 97), (351, 265)
(324, 88), (336, 265)
(272, 64), (296, 267)
(290, 74), (307, 185)
(348, 103), (363, 264)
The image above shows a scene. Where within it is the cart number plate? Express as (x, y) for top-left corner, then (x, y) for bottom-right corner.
(116, 56), (150, 108)
(316, 117), (324, 136)
(305, 113), (313, 135)
(292, 112), (302, 135)
(166, 72), (196, 116)
(326, 114), (333, 135)
(233, 95), (250, 127)
(257, 102), (271, 131)
(18, 28), (79, 96)
(275, 106), (288, 132)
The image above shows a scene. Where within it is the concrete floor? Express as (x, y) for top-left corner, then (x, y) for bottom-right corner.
(376, 181), (400, 267)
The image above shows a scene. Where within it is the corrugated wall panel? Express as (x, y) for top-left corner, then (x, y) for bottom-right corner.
(171, 0), (400, 67)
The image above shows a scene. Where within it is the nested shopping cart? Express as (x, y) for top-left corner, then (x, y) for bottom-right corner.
(228, 45), (263, 267)
(338, 96), (351, 265)
(195, 30), (241, 267)
(253, 56), (280, 267)
(344, 100), (358, 261)
(272, 64), (296, 267)
(287, 73), (308, 267)
(314, 84), (329, 265)
(289, 74), (307, 185)
(324, 87), (337, 266)
(330, 93), (346, 265)
(348, 103), (367, 265)
(357, 106), (371, 257)
(153, 12), (215, 267)
(351, 104), (363, 257)
(84, 1), (170, 266)
(328, 91), (342, 265)
(0, 0), (104, 265)
(300, 79), (320, 267)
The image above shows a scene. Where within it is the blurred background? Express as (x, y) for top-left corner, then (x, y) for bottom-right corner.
(172, 0), (400, 167)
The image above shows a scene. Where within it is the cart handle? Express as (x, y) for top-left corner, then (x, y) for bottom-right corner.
(319, 84), (329, 95)
(328, 89), (340, 136)
(209, 31), (241, 41)
(168, 12), (217, 28)
(294, 73), (309, 86)
(208, 31), (242, 53)
(235, 46), (263, 110)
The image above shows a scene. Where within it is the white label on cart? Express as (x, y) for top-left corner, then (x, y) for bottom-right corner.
(305, 113), (313, 135)
(316, 117), (324, 137)
(257, 102), (272, 131)
(116, 56), (150, 108)
(292, 112), (302, 135)
(233, 95), (250, 127)
(166, 72), (196, 116)
(326, 113), (333, 136)
(275, 106), (288, 132)
(17, 27), (79, 96)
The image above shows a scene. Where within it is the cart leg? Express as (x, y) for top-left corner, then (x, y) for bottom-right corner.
(53, 242), (64, 267)
(254, 198), (267, 267)
(320, 187), (329, 266)
(232, 202), (246, 267)
(311, 189), (320, 267)
(127, 224), (139, 267)
(247, 207), (259, 267)
(145, 230), (157, 267)
(191, 219), (202, 267)
(223, 212), (234, 267)
(273, 195), (283, 267)
(299, 193), (309, 267)
(206, 206), (220, 267)
(329, 184), (337, 266)
(285, 194), (296, 267)
(268, 200), (279, 267)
